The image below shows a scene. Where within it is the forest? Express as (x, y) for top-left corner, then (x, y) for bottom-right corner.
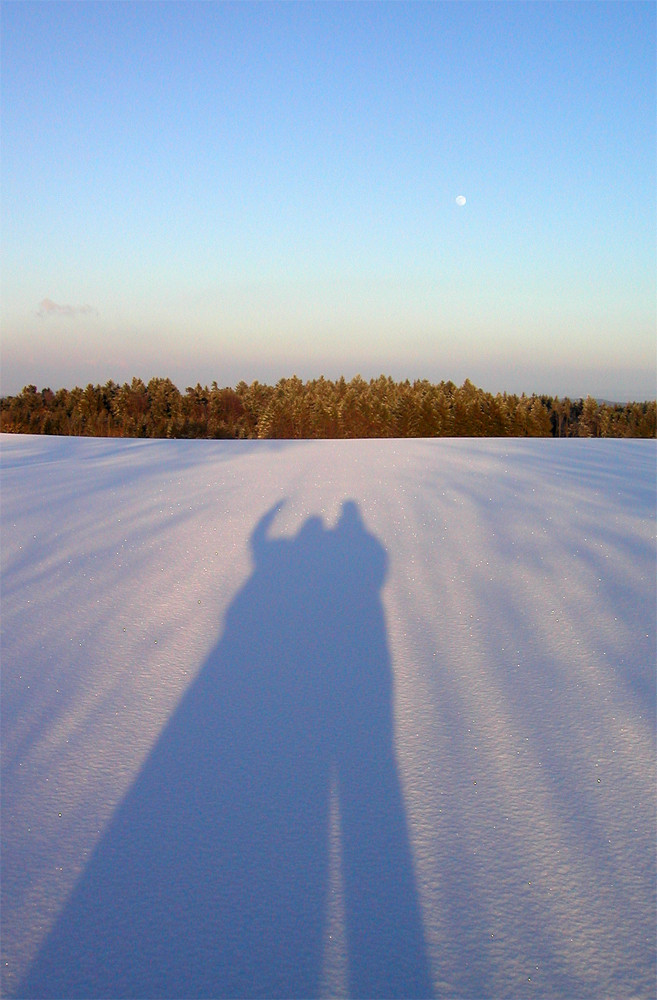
(1, 375), (655, 439)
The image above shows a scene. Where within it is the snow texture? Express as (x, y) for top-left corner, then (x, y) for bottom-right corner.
(1, 434), (655, 999)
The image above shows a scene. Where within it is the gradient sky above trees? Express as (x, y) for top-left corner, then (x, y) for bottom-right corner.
(1, 0), (655, 400)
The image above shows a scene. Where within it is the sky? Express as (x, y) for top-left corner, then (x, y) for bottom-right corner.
(1, 0), (655, 400)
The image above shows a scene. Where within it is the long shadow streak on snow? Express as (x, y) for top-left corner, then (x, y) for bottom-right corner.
(19, 500), (431, 999)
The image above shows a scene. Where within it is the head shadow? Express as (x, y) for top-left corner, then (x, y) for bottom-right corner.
(20, 500), (431, 999)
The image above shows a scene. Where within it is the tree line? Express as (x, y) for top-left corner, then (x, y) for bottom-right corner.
(1, 376), (655, 439)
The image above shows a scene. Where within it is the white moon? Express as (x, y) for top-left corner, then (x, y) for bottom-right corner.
(456, 195), (466, 206)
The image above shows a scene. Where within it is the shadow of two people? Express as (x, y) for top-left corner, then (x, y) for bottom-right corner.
(21, 501), (431, 998)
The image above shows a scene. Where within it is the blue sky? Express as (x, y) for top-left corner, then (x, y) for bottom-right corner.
(2, 0), (655, 399)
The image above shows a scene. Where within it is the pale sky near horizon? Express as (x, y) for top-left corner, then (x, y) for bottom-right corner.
(2, 0), (655, 400)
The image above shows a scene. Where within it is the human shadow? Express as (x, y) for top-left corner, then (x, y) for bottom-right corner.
(20, 501), (431, 999)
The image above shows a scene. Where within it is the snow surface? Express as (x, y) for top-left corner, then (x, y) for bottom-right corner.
(1, 433), (655, 1000)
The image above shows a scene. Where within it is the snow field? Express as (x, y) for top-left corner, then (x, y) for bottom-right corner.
(1, 434), (655, 998)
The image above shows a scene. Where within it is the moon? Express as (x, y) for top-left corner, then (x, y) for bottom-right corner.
(455, 195), (466, 206)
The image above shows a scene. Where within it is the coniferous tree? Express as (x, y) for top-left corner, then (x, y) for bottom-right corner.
(2, 376), (654, 439)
